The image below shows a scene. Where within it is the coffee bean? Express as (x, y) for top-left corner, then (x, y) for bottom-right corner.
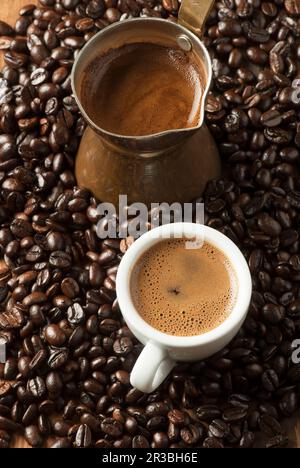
(0, 21), (15, 36)
(75, 17), (94, 32)
(0, 430), (10, 449)
(29, 349), (47, 371)
(222, 407), (248, 423)
(23, 291), (47, 306)
(113, 337), (133, 356)
(0, 307), (24, 329)
(52, 66), (68, 84)
(261, 369), (279, 392)
(261, 110), (282, 127)
(0, 416), (21, 432)
(4, 51), (28, 69)
(259, 414), (282, 436)
(47, 348), (69, 369)
(0, 382), (11, 397)
(168, 409), (186, 426)
(0, 37), (11, 51)
(180, 425), (200, 445)
(120, 236), (134, 253)
(218, 20), (242, 37)
(64, 36), (85, 49)
(262, 304), (284, 324)
(208, 419), (230, 439)
(61, 277), (80, 298)
(24, 425), (43, 447)
(132, 435), (150, 448)
(30, 45), (49, 65)
(18, 403), (36, 426)
(45, 324), (66, 346)
(38, 83), (59, 101)
(11, 218), (33, 238)
(101, 418), (123, 437)
(49, 251), (71, 269)
(285, 0), (300, 16)
(203, 437), (224, 448)
(27, 376), (46, 398)
(67, 303), (85, 326)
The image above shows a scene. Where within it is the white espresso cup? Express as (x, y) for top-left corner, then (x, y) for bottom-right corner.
(116, 223), (252, 393)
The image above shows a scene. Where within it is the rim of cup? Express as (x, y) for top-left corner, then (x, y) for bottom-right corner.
(116, 223), (252, 348)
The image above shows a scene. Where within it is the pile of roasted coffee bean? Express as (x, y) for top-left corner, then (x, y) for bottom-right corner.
(0, 0), (300, 449)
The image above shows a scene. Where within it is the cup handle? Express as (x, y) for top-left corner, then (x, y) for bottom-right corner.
(130, 342), (175, 393)
(178, 0), (215, 37)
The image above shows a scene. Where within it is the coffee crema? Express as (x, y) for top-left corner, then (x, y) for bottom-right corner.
(81, 42), (204, 136)
(131, 239), (238, 337)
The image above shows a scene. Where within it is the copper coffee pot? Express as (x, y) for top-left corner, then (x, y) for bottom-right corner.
(71, 0), (220, 206)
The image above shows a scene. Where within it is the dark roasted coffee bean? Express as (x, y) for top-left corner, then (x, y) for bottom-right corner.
(113, 337), (133, 356)
(180, 425), (200, 445)
(146, 402), (170, 417)
(259, 414), (282, 436)
(30, 45), (49, 65)
(261, 110), (282, 127)
(240, 431), (255, 448)
(0, 37), (11, 50)
(75, 17), (94, 32)
(203, 437), (224, 448)
(38, 414), (51, 436)
(24, 425), (43, 447)
(49, 251), (71, 269)
(75, 424), (92, 448)
(208, 419), (230, 439)
(261, 369), (279, 392)
(47, 348), (68, 369)
(46, 372), (63, 395)
(101, 418), (123, 438)
(285, 0), (300, 16)
(52, 420), (71, 437)
(0, 307), (24, 329)
(4, 51), (28, 69)
(44, 324), (66, 346)
(222, 407), (248, 422)
(132, 435), (150, 448)
(29, 349), (47, 371)
(197, 405), (221, 421)
(64, 36), (85, 49)
(27, 376), (46, 398)
(50, 437), (72, 448)
(0, 429), (10, 449)
(0, 416), (21, 432)
(45, 232), (62, 252)
(168, 409), (186, 426)
(52, 66), (68, 84)
(218, 20), (242, 37)
(0, 382), (11, 397)
(67, 303), (85, 326)
(0, 21), (15, 36)
(61, 277), (80, 298)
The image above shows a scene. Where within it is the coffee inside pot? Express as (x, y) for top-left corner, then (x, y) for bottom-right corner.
(81, 42), (204, 137)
